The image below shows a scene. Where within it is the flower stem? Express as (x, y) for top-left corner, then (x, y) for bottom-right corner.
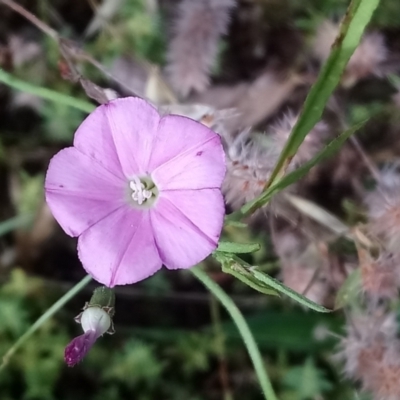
(0, 275), (92, 372)
(191, 267), (279, 400)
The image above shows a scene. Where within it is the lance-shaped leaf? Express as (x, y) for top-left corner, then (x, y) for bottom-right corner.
(215, 252), (330, 312)
(214, 251), (278, 296)
(248, 267), (331, 313)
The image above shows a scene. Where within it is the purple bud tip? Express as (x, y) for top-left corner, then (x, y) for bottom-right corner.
(64, 330), (97, 367)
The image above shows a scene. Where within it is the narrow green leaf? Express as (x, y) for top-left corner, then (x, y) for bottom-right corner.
(249, 267), (331, 313)
(221, 262), (278, 296)
(217, 241), (261, 254)
(388, 73), (400, 88)
(266, 0), (380, 185)
(0, 214), (34, 236)
(217, 251), (330, 311)
(0, 68), (94, 113)
(240, 121), (364, 216)
(214, 252), (277, 296)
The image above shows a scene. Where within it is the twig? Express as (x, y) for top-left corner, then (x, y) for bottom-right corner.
(349, 135), (382, 182)
(0, 0), (58, 39)
(0, 0), (139, 96)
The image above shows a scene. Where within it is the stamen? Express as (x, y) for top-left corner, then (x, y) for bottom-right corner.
(129, 177), (154, 205)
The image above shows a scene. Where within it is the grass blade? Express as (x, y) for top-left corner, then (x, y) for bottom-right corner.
(0, 214), (34, 236)
(239, 121), (365, 217)
(266, 0), (380, 185)
(0, 68), (94, 113)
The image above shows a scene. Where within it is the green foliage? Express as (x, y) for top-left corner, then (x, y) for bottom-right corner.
(102, 339), (164, 388)
(17, 172), (44, 216)
(92, 0), (166, 64)
(41, 103), (85, 142)
(223, 311), (340, 353)
(373, 0), (400, 27)
(0, 271), (68, 399)
(165, 333), (215, 376)
(283, 358), (333, 400)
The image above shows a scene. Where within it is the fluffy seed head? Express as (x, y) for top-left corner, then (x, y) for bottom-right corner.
(222, 131), (279, 209)
(270, 111), (328, 166)
(338, 311), (400, 400)
(166, 0), (236, 97)
(359, 248), (400, 300)
(344, 32), (387, 87)
(313, 20), (387, 87)
(365, 165), (400, 253)
(275, 232), (331, 306)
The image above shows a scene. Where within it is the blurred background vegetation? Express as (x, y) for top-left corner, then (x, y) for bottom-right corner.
(1, 0), (400, 399)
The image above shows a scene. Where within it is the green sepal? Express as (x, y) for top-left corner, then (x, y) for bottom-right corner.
(88, 286), (116, 318)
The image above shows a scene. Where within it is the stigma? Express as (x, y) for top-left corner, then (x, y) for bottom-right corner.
(129, 176), (153, 205)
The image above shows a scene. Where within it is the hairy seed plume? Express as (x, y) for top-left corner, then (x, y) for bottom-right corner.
(166, 0), (236, 97)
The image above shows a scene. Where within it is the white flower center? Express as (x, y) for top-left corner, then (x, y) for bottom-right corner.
(129, 176), (153, 205)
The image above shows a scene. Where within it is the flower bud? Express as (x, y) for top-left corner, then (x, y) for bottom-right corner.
(64, 286), (115, 367)
(81, 307), (111, 335)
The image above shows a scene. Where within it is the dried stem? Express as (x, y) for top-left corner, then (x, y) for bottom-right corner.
(0, 0), (58, 39)
(0, 0), (139, 96)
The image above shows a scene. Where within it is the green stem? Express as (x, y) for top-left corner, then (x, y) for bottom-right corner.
(0, 275), (92, 372)
(0, 68), (94, 113)
(191, 267), (279, 400)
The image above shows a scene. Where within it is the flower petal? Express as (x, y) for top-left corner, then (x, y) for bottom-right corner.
(150, 115), (225, 190)
(64, 330), (97, 367)
(150, 189), (224, 269)
(73, 104), (125, 180)
(78, 206), (162, 286)
(105, 97), (160, 177)
(45, 148), (125, 237)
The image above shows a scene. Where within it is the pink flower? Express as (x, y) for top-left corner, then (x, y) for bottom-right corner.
(45, 97), (226, 287)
